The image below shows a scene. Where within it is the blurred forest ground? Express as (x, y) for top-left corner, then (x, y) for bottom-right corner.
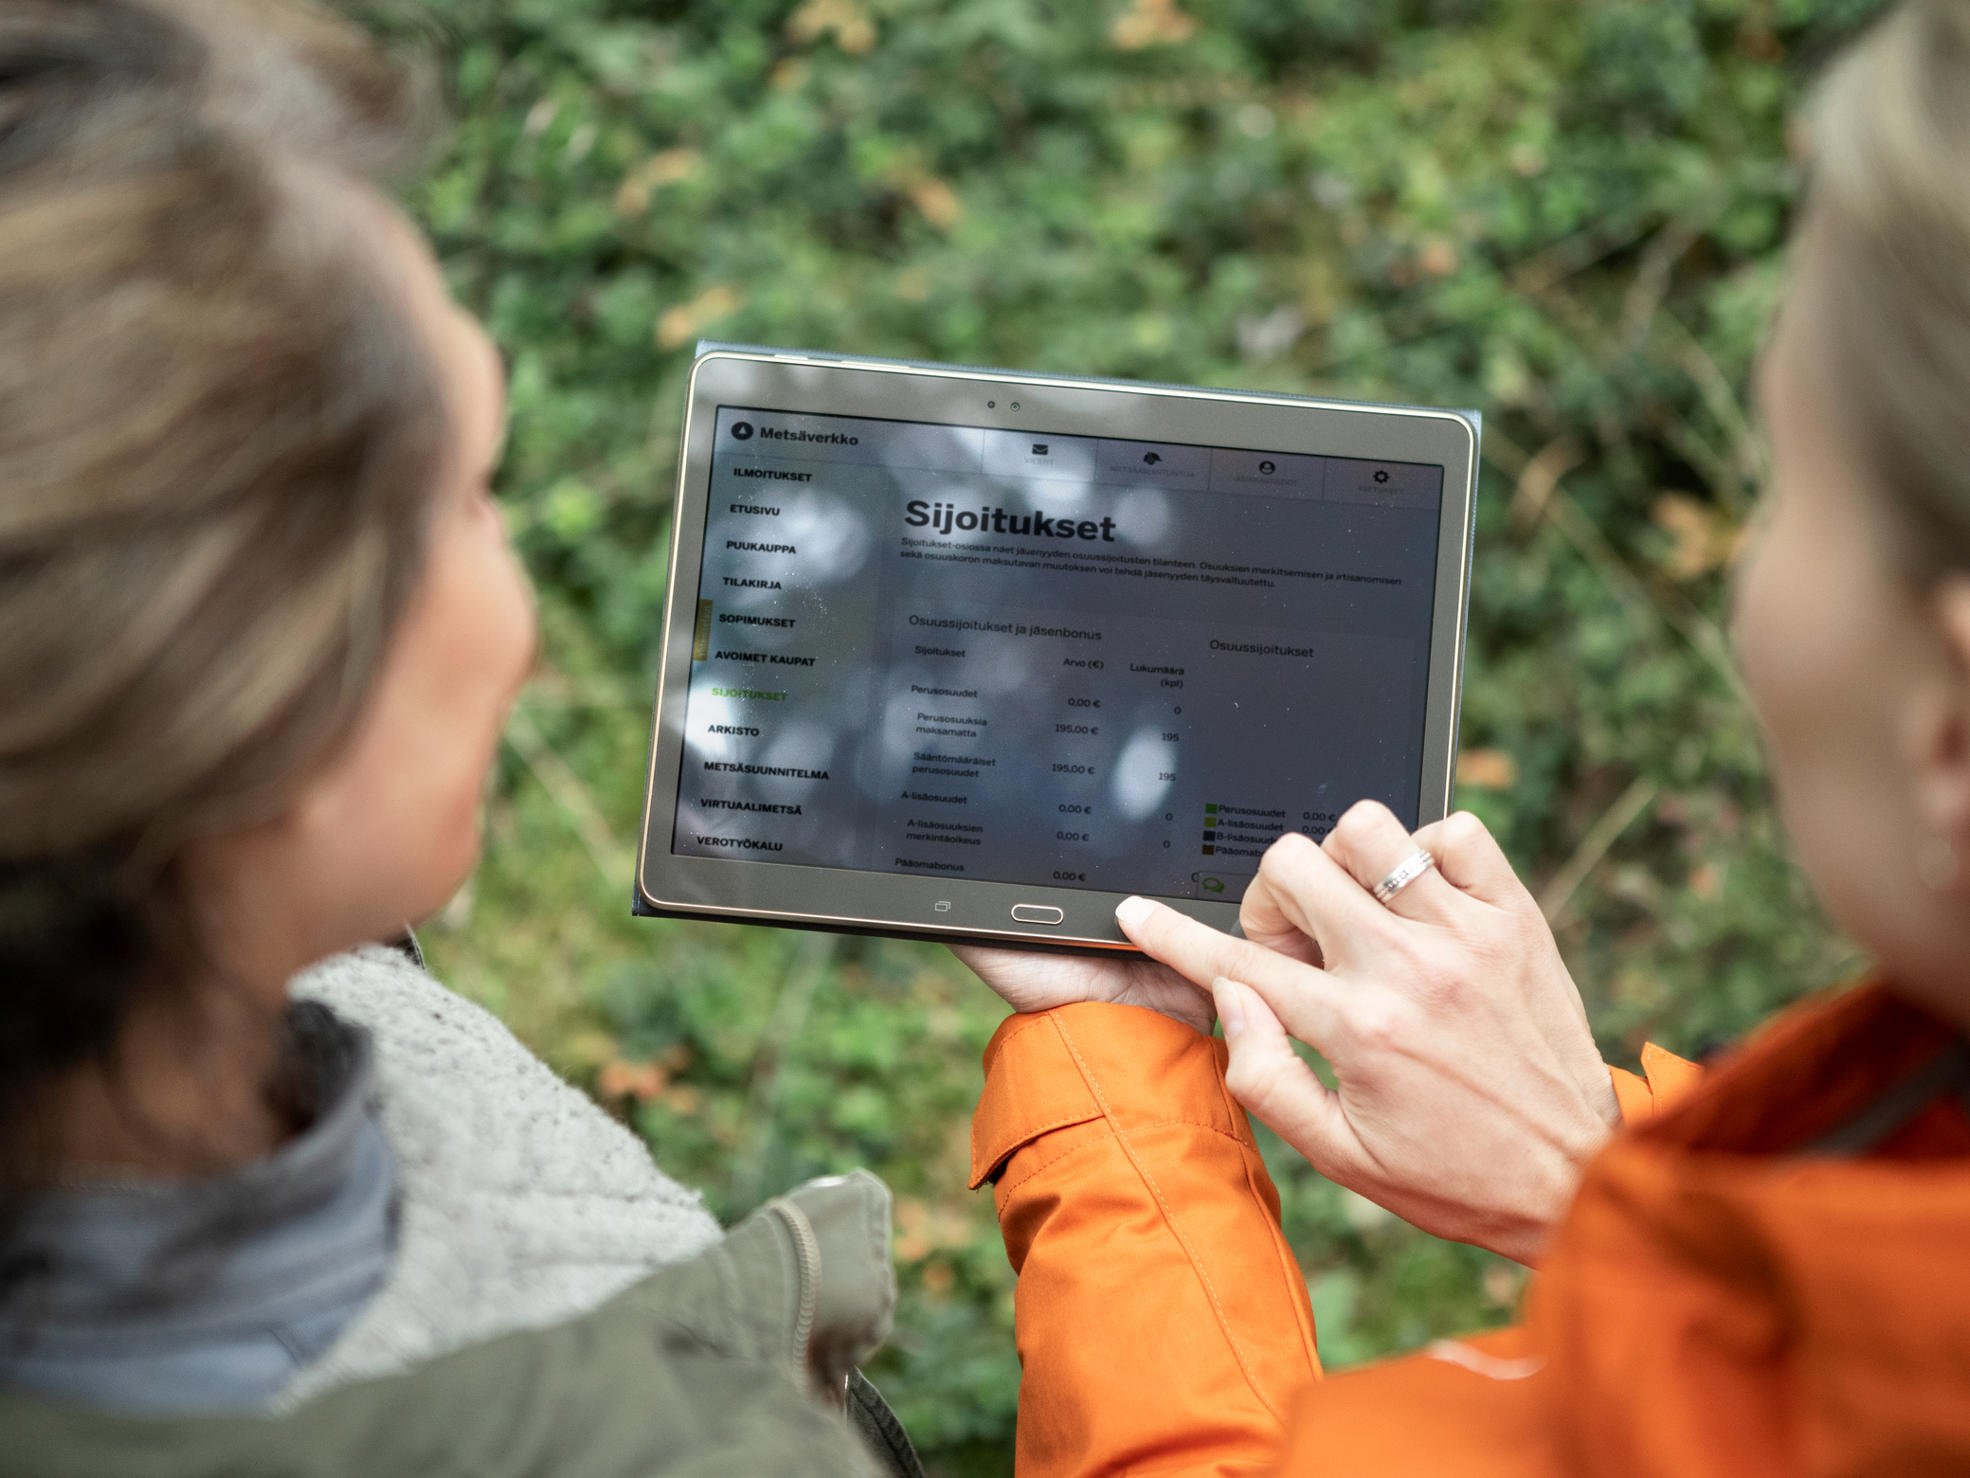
(370, 0), (1885, 1468)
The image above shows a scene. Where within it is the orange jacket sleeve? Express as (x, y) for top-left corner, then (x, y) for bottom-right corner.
(970, 1003), (1320, 1477)
(1606, 1042), (1704, 1124)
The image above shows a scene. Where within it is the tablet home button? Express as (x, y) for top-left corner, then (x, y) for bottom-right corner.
(1010, 904), (1065, 926)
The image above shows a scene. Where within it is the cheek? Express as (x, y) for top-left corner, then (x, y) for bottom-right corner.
(299, 515), (537, 936)
(1732, 505), (1912, 936)
(1735, 486), (1889, 756)
(429, 515), (537, 847)
(1730, 516), (1807, 750)
(488, 514), (539, 702)
(1735, 513), (1838, 816)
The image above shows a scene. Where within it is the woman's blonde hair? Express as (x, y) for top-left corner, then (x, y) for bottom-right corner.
(1807, 0), (1970, 579)
(0, 0), (446, 1157)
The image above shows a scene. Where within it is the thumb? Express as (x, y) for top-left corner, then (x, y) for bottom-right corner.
(1213, 976), (1345, 1170)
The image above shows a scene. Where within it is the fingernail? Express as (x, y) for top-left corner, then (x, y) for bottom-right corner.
(1115, 895), (1153, 931)
(1212, 977), (1245, 1039)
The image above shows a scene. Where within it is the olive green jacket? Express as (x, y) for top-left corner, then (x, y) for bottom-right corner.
(0, 1171), (922, 1478)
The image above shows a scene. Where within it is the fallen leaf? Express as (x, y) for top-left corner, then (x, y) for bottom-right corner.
(597, 1058), (668, 1102)
(908, 177), (963, 232)
(895, 1198), (932, 1261)
(894, 1195), (973, 1262)
(656, 284), (742, 349)
(1510, 437), (1581, 527)
(1417, 236), (1459, 278)
(1651, 491), (1737, 580)
(788, 0), (876, 54)
(659, 1083), (703, 1114)
(615, 147), (704, 217)
(1111, 0), (1197, 50)
(1458, 748), (1518, 790)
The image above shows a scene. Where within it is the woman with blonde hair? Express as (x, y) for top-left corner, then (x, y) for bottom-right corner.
(0, 2), (916, 1472)
(957, 0), (1970, 1470)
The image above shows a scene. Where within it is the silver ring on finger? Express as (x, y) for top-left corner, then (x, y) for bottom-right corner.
(1371, 847), (1436, 906)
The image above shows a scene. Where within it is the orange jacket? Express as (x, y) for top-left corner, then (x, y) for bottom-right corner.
(972, 983), (1970, 1476)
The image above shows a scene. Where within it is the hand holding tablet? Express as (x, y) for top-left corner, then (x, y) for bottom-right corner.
(635, 346), (1478, 951)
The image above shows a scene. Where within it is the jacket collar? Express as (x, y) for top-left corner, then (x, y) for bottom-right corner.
(1538, 981), (1970, 1475)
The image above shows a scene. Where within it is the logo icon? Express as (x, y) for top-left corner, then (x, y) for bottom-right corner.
(1031, 443), (1049, 456)
(1258, 460), (1276, 475)
(1373, 468), (1390, 484)
(933, 900), (953, 913)
(732, 421), (754, 441)
(1142, 451), (1163, 466)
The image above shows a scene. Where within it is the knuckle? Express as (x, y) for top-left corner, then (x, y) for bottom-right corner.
(1224, 1050), (1309, 1127)
(1508, 904), (1548, 946)
(1441, 809), (1487, 849)
(1229, 936), (1283, 985)
(1418, 956), (1475, 1007)
(1490, 902), (1550, 957)
(1262, 830), (1317, 871)
(1382, 935), (1472, 1008)
(1345, 996), (1412, 1056)
(1222, 1051), (1271, 1108)
(1175, 922), (1236, 978)
(1329, 800), (1387, 847)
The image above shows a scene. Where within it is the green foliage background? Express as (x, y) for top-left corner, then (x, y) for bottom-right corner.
(381, 0), (1885, 1468)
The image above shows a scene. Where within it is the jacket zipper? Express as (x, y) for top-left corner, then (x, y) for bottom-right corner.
(768, 1198), (822, 1391)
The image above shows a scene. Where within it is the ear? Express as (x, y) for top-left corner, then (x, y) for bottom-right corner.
(1913, 575), (1970, 846)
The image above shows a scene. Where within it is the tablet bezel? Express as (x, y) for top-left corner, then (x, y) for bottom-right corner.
(635, 347), (1477, 952)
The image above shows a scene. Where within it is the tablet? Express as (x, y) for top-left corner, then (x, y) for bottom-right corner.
(634, 345), (1478, 951)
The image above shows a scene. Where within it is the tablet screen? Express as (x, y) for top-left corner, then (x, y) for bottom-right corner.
(672, 405), (1444, 902)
